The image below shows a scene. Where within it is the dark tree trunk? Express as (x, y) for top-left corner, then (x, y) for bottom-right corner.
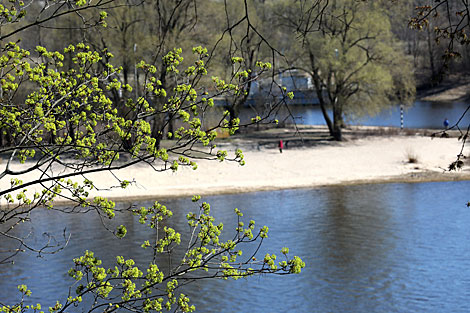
(167, 112), (174, 136)
(226, 49), (255, 129)
(318, 99), (333, 134)
(226, 99), (240, 128)
(6, 130), (12, 147)
(151, 63), (168, 147)
(123, 64), (129, 86)
(426, 25), (441, 85)
(310, 72), (336, 138)
(49, 132), (56, 145)
(308, 51), (340, 139)
(332, 103), (343, 141)
(68, 120), (76, 144)
(150, 114), (164, 150)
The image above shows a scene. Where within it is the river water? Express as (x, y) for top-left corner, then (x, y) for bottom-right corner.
(1, 181), (470, 312)
(240, 101), (470, 129)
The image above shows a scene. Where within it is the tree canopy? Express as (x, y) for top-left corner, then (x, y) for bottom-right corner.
(275, 0), (415, 140)
(0, 1), (303, 312)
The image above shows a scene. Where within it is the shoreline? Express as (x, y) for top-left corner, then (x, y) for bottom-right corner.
(101, 170), (470, 204)
(1, 128), (470, 206)
(6, 167), (469, 209)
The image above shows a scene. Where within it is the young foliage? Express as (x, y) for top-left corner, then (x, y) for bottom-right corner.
(0, 2), (303, 312)
(1, 200), (304, 313)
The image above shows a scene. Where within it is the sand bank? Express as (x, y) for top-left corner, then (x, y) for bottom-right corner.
(1, 134), (469, 205)
(85, 135), (470, 201)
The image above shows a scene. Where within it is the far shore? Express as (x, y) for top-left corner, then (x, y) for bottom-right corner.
(1, 125), (470, 207)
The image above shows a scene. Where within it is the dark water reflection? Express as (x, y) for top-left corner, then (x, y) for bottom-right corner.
(1, 181), (470, 312)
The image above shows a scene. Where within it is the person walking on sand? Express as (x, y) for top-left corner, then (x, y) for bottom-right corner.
(278, 139), (284, 153)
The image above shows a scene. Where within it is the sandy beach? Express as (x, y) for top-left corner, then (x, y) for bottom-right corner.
(108, 134), (470, 200)
(2, 128), (470, 205)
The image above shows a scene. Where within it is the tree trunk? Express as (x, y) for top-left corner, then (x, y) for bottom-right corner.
(150, 113), (164, 150)
(151, 64), (168, 148)
(319, 98), (334, 134)
(426, 25), (438, 85)
(308, 51), (339, 139)
(68, 120), (76, 145)
(332, 102), (343, 141)
(226, 99), (241, 128)
(227, 49), (255, 128)
(310, 72), (335, 138)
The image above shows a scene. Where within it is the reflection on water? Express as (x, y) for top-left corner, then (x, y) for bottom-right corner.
(1, 181), (470, 312)
(239, 101), (470, 129)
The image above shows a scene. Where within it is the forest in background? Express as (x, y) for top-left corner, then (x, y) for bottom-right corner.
(9, 1), (470, 87)
(2, 0), (468, 141)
